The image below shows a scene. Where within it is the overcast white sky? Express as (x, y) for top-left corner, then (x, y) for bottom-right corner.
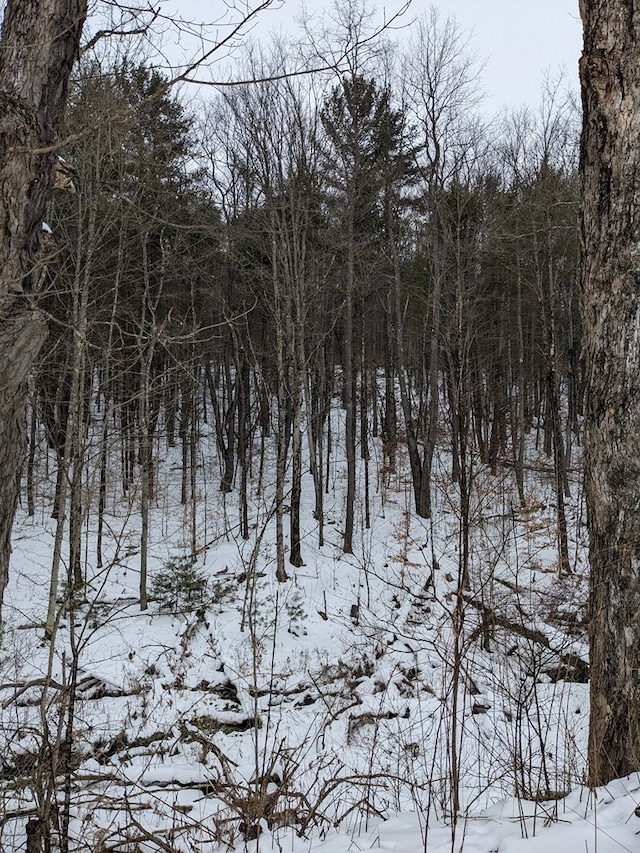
(160, 0), (582, 113)
(430, 0), (581, 110)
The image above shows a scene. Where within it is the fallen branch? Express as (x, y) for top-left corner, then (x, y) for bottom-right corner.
(463, 595), (589, 682)
(0, 678), (66, 708)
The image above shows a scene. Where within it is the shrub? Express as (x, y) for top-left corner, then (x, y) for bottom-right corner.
(152, 556), (208, 614)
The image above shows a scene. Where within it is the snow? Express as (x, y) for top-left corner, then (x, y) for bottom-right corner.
(1, 407), (636, 851)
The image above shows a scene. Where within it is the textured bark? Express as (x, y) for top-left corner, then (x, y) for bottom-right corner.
(0, 309), (47, 605)
(579, 0), (640, 786)
(0, 0), (87, 614)
(0, 0), (86, 297)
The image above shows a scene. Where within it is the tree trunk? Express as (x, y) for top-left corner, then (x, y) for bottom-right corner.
(0, 0), (87, 616)
(0, 311), (47, 606)
(236, 346), (250, 542)
(305, 341), (328, 548)
(343, 223), (356, 554)
(26, 384), (37, 517)
(390, 209), (429, 519)
(579, 0), (640, 786)
(515, 250), (526, 506)
(421, 258), (443, 517)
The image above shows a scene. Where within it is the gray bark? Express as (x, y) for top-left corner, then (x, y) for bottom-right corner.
(0, 0), (87, 615)
(0, 311), (47, 605)
(579, 0), (640, 786)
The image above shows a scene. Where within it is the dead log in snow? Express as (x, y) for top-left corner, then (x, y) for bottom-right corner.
(463, 594), (589, 683)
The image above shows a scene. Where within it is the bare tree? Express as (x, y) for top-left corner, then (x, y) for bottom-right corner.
(0, 0), (311, 617)
(0, 0), (88, 614)
(401, 9), (483, 519)
(579, 0), (640, 785)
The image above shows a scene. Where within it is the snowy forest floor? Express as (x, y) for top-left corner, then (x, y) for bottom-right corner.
(2, 417), (640, 852)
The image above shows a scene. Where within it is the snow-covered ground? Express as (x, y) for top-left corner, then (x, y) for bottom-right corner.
(2, 410), (637, 851)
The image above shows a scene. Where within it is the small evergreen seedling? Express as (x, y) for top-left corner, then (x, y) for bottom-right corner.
(152, 556), (208, 615)
(286, 588), (307, 636)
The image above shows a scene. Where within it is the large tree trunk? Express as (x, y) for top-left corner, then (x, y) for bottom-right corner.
(0, 0), (87, 614)
(0, 311), (47, 603)
(579, 0), (640, 786)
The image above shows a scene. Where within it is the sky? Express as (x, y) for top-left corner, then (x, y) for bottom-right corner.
(0, 0), (583, 113)
(429, 0), (581, 111)
(154, 0), (582, 114)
